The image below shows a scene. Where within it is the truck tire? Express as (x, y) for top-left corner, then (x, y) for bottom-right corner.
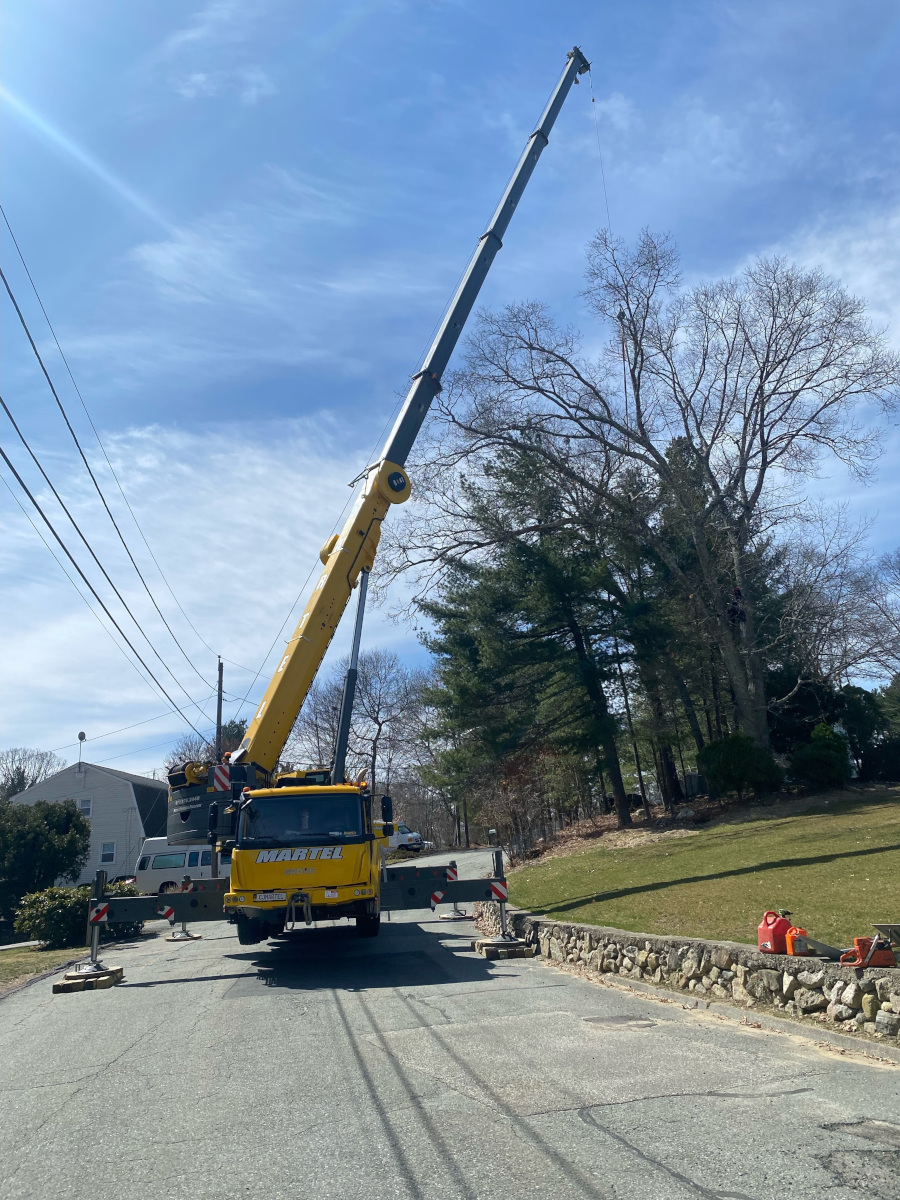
(236, 916), (265, 945)
(356, 913), (380, 938)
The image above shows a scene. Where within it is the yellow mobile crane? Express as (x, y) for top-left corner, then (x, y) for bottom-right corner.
(165, 47), (590, 946)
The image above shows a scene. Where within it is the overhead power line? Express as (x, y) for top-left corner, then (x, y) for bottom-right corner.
(1, 204), (222, 664)
(0, 471), (186, 708)
(0, 393), (212, 719)
(49, 691), (245, 754)
(0, 254), (215, 688)
(0, 444), (207, 738)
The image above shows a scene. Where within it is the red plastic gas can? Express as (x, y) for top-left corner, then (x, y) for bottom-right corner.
(758, 911), (791, 954)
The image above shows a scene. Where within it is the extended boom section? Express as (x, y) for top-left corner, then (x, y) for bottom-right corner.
(166, 48), (589, 943)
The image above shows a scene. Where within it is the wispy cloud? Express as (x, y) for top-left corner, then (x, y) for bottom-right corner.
(0, 87), (173, 232)
(775, 204), (900, 339)
(145, 0), (278, 106)
(55, 166), (451, 392)
(173, 67), (277, 105)
(0, 418), (420, 771)
(153, 0), (265, 64)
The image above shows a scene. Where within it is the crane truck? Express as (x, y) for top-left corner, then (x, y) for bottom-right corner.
(162, 47), (590, 947)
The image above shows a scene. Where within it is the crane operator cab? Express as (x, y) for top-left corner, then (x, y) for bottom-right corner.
(224, 783), (393, 944)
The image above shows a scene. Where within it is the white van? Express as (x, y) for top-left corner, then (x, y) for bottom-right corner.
(390, 823), (424, 853)
(135, 837), (231, 895)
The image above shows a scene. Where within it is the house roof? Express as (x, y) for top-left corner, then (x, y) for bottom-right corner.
(85, 764), (168, 791)
(10, 761), (169, 839)
(85, 764), (169, 839)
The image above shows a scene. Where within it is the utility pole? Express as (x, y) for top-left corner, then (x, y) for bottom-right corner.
(215, 657), (224, 763)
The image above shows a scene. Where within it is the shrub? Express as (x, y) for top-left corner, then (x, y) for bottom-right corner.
(789, 723), (852, 790)
(698, 733), (782, 801)
(860, 737), (900, 782)
(14, 882), (144, 948)
(0, 798), (90, 921)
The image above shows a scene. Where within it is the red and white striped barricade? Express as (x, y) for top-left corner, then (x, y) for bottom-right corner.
(212, 764), (231, 791)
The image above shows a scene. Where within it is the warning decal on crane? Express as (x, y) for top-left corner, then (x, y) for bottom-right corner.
(490, 881), (508, 902)
(212, 765), (231, 791)
(88, 903), (109, 924)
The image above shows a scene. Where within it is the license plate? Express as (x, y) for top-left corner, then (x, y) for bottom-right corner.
(324, 889), (338, 899)
(254, 892), (286, 903)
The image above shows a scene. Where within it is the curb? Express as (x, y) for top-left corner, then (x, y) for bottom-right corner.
(579, 963), (900, 1066)
(476, 903), (900, 1060)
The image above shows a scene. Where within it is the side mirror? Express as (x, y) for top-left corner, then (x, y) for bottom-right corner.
(382, 824), (394, 837)
(381, 795), (393, 823)
(208, 802), (219, 836)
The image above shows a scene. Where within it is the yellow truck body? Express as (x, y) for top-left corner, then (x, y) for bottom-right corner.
(223, 783), (389, 942)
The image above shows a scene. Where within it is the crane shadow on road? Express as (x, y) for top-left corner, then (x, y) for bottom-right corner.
(222, 922), (499, 996)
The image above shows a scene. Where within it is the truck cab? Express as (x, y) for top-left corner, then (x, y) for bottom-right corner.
(224, 783), (390, 943)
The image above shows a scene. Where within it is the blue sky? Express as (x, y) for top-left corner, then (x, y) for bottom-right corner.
(2, 0), (899, 775)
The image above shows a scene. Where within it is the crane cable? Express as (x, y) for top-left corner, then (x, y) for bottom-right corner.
(0, 258), (215, 689)
(1, 393), (214, 720)
(0, 445), (207, 738)
(230, 376), (406, 724)
(587, 69), (613, 234)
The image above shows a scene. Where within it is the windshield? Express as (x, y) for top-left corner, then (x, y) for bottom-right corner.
(239, 793), (364, 847)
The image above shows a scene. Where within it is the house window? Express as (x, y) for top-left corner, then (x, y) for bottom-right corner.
(77, 798), (92, 818)
(100, 841), (116, 864)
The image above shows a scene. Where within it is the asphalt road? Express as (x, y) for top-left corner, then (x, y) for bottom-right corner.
(2, 848), (899, 1200)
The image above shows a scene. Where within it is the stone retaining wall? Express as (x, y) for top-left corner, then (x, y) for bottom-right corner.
(474, 903), (900, 1044)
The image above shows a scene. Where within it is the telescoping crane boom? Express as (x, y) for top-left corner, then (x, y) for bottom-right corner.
(167, 47), (590, 945)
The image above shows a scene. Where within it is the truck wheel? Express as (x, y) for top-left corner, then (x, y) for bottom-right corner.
(236, 917), (264, 945)
(158, 881), (178, 894)
(356, 913), (380, 938)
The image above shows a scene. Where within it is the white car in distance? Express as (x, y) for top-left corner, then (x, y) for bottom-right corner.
(389, 823), (424, 853)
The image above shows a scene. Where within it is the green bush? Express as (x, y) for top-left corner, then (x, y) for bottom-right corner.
(698, 733), (782, 800)
(789, 723), (852, 790)
(860, 737), (900, 782)
(0, 798), (90, 921)
(14, 882), (144, 948)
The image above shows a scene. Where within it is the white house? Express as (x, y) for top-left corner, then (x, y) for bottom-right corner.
(10, 762), (168, 884)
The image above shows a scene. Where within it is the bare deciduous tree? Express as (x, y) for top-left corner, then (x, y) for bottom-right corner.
(285, 650), (429, 794)
(0, 747), (67, 802)
(382, 231), (900, 746)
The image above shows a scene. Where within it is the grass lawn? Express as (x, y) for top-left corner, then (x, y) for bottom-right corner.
(0, 945), (87, 993)
(509, 789), (900, 948)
